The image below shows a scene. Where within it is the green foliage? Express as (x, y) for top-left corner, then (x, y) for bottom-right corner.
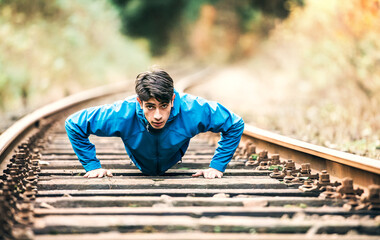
(0, 0), (61, 21)
(111, 0), (186, 56)
(284, 203), (308, 208)
(152, 179), (164, 182)
(110, 0), (303, 57)
(236, 0), (304, 35)
(248, 0), (303, 19)
(236, 4), (262, 33)
(128, 203), (140, 207)
(0, 0), (150, 114)
(213, 226), (222, 233)
(0, 60), (29, 109)
(268, 165), (283, 171)
(183, 0), (219, 22)
(244, 0), (380, 159)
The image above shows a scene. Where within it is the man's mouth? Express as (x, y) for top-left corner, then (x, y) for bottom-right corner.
(152, 122), (164, 128)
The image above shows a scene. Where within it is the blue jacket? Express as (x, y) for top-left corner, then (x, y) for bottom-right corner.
(65, 90), (244, 175)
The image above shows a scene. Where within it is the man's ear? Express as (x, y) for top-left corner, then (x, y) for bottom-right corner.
(137, 97), (143, 107)
(171, 94), (175, 104)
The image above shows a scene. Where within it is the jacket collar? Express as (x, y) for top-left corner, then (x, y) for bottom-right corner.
(136, 89), (181, 126)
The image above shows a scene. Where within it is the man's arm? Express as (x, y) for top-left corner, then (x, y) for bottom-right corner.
(65, 101), (128, 176)
(189, 97), (244, 177)
(208, 112), (244, 173)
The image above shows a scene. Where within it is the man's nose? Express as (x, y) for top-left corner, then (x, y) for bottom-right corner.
(154, 109), (162, 120)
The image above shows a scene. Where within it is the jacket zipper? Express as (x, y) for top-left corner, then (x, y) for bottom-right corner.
(156, 133), (160, 175)
(147, 122), (160, 175)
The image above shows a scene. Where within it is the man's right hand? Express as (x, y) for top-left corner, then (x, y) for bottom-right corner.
(83, 168), (113, 178)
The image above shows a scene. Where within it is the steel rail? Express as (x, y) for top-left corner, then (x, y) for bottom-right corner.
(242, 125), (380, 187)
(244, 125), (380, 174)
(0, 81), (132, 162)
(0, 68), (212, 163)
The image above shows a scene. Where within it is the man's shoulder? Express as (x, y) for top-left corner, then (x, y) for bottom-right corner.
(124, 94), (138, 103)
(178, 92), (217, 114)
(105, 95), (138, 108)
(84, 96), (138, 118)
(111, 96), (138, 114)
(178, 92), (209, 107)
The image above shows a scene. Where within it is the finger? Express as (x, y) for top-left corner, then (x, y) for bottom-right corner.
(106, 170), (113, 177)
(192, 171), (203, 177)
(88, 171), (98, 178)
(98, 171), (105, 178)
(84, 172), (89, 178)
(217, 173), (223, 178)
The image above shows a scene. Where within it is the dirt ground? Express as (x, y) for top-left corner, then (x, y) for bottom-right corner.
(187, 62), (309, 131)
(187, 62), (380, 160)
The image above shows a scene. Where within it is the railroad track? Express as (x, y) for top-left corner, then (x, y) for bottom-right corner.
(0, 69), (380, 239)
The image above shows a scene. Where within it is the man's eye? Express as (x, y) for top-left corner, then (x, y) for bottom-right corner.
(147, 106), (154, 110)
(161, 104), (168, 109)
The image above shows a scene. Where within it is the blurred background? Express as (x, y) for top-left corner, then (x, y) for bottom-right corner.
(0, 0), (379, 159)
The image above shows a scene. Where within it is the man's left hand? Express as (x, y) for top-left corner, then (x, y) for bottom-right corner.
(192, 168), (223, 179)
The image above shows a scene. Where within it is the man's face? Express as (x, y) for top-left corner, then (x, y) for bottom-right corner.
(137, 94), (175, 129)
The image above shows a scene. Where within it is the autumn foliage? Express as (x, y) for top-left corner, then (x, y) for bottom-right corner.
(245, 0), (380, 158)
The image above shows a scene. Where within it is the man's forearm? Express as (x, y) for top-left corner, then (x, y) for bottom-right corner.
(210, 118), (244, 172)
(65, 119), (101, 172)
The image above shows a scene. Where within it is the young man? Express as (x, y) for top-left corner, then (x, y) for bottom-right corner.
(65, 69), (244, 179)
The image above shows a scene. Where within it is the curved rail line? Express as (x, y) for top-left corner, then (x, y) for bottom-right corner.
(0, 67), (213, 165)
(0, 68), (379, 239)
(242, 126), (380, 188)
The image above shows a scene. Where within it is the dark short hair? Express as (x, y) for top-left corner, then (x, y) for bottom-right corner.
(135, 69), (174, 103)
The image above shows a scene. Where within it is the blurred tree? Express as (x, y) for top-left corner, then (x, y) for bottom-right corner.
(248, 0), (304, 19)
(110, 0), (186, 56)
(0, 0), (149, 115)
(0, 0), (62, 22)
(110, 0), (303, 58)
(246, 0), (380, 158)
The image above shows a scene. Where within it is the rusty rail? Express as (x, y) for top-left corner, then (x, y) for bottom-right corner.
(0, 81), (132, 166)
(0, 66), (213, 164)
(242, 125), (380, 189)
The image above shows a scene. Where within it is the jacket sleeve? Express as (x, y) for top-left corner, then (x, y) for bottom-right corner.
(64, 101), (126, 172)
(194, 98), (244, 172)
